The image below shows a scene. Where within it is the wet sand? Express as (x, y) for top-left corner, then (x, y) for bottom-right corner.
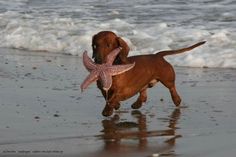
(0, 48), (236, 157)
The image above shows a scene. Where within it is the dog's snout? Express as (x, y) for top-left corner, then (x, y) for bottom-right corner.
(94, 57), (102, 64)
(93, 51), (103, 64)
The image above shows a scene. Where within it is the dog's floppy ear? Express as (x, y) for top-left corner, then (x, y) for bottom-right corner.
(92, 34), (97, 58)
(116, 37), (130, 63)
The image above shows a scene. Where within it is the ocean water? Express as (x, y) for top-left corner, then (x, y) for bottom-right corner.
(0, 0), (236, 68)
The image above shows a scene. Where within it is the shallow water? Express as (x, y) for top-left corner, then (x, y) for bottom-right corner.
(0, 0), (236, 68)
(0, 50), (236, 157)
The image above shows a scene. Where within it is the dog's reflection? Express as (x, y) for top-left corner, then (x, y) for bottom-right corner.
(100, 108), (181, 154)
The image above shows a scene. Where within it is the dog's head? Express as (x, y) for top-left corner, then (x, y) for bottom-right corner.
(92, 31), (130, 64)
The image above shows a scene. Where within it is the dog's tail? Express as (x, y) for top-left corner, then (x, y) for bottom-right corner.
(156, 41), (206, 57)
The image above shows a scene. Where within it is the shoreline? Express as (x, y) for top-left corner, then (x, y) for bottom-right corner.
(2, 47), (236, 70)
(0, 48), (236, 157)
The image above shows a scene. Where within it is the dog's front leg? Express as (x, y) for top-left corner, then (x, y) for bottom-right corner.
(102, 101), (120, 117)
(102, 103), (114, 117)
(131, 88), (147, 109)
(102, 91), (121, 117)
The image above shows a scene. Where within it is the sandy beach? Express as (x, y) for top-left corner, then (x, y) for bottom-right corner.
(0, 48), (235, 157)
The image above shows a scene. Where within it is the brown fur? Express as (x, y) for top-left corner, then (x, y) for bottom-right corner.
(92, 31), (205, 116)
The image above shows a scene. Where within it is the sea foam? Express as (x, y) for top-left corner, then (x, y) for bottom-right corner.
(0, 0), (236, 68)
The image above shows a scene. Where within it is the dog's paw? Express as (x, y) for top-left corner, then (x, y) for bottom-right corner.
(102, 105), (114, 117)
(114, 102), (121, 110)
(174, 96), (181, 107)
(131, 101), (143, 109)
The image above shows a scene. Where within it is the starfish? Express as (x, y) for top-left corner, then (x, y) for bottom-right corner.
(81, 48), (135, 92)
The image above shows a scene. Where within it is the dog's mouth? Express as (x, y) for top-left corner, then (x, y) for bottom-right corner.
(94, 55), (120, 65)
(94, 57), (101, 64)
(98, 58), (121, 65)
(93, 47), (123, 65)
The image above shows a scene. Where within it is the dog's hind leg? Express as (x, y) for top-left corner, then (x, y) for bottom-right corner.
(160, 79), (181, 107)
(169, 85), (181, 106)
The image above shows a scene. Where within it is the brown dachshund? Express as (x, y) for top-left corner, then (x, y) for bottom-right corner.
(92, 31), (205, 117)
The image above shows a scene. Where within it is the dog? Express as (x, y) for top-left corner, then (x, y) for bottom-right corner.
(92, 31), (205, 116)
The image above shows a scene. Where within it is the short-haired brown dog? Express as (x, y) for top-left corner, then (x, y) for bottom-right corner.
(92, 31), (205, 116)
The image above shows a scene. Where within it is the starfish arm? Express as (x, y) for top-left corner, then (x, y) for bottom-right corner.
(80, 71), (98, 92)
(107, 62), (135, 76)
(105, 47), (122, 65)
(83, 51), (97, 71)
(99, 70), (112, 91)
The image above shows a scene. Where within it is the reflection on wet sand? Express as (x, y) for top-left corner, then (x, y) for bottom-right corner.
(99, 108), (182, 156)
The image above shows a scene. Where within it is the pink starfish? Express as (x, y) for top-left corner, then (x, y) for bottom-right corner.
(81, 48), (135, 92)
